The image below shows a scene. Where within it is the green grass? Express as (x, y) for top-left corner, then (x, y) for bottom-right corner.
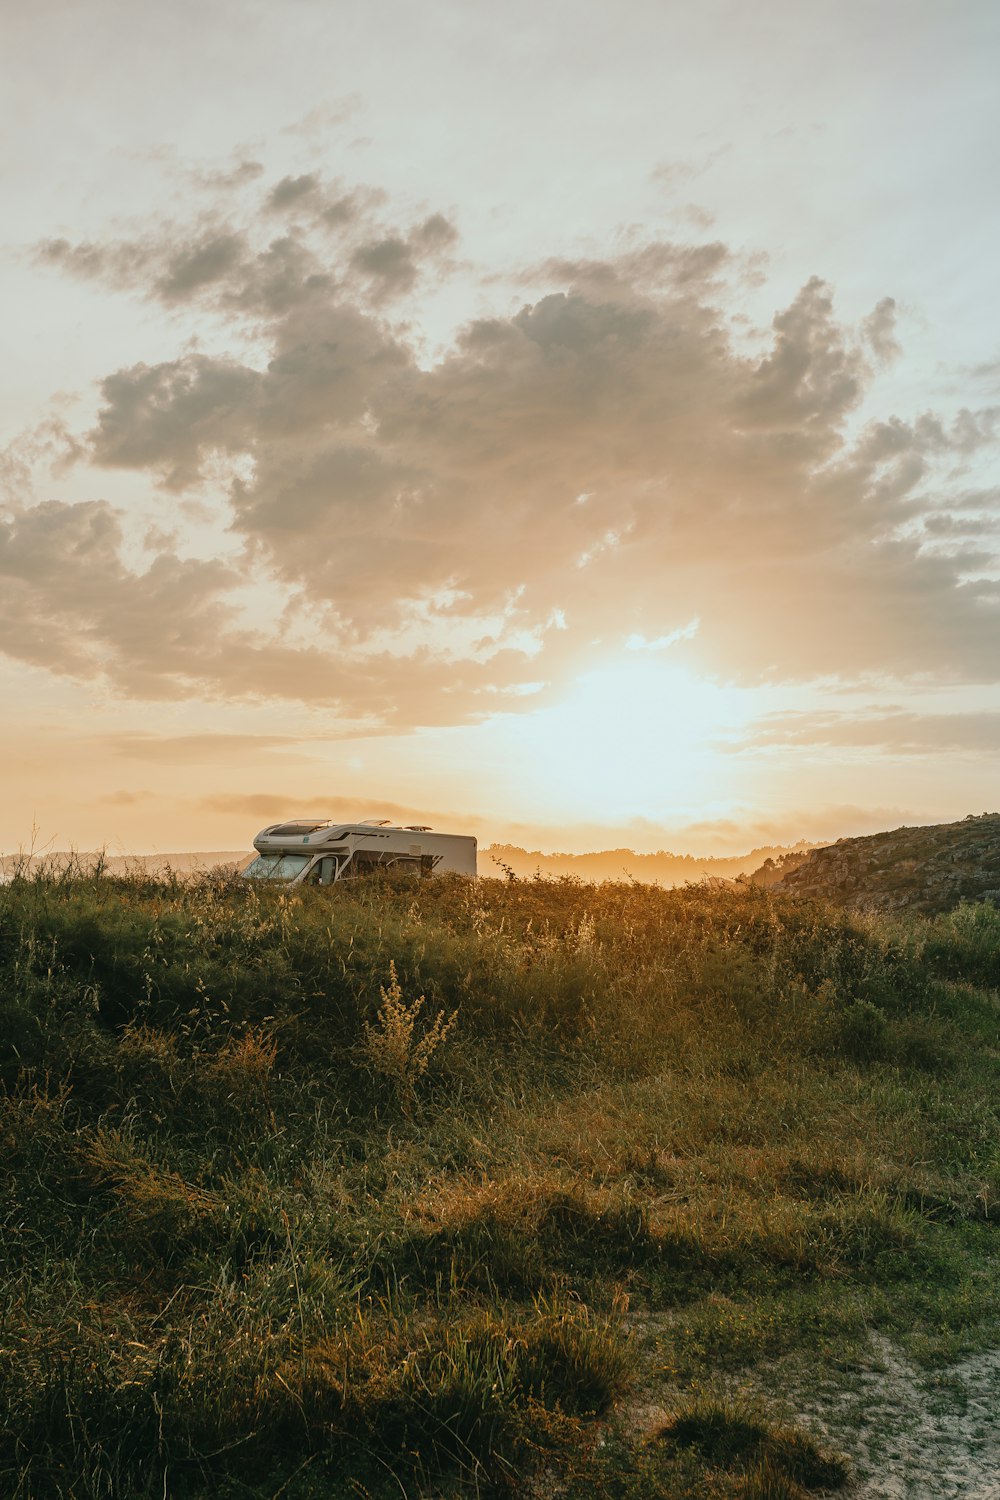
(1, 869), (999, 1495)
(654, 1394), (849, 1488)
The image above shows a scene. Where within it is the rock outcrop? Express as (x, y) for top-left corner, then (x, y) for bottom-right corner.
(761, 814), (1000, 914)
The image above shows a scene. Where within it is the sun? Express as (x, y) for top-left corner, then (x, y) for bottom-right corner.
(496, 655), (751, 824)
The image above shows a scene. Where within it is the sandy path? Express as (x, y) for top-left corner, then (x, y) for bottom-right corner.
(799, 1335), (1000, 1498)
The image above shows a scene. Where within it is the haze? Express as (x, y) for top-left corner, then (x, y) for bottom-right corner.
(3, 0), (999, 858)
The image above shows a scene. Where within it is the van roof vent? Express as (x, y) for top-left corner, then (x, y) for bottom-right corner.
(404, 825), (432, 831)
(269, 820), (330, 837)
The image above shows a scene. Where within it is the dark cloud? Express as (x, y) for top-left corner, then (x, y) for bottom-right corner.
(0, 499), (234, 685)
(267, 173), (322, 210)
(156, 232), (244, 300)
(321, 194), (361, 227)
(536, 240), (728, 293)
(79, 239), (1000, 681)
(263, 173), (369, 230)
(862, 296), (901, 364)
(349, 214), (455, 299)
(350, 236), (416, 295)
(413, 213), (458, 251)
(0, 498), (549, 719)
(36, 176), (430, 319)
(37, 237), (148, 285)
(90, 356), (261, 487)
(12, 173), (1000, 721)
(737, 276), (863, 431)
(924, 511), (1000, 537)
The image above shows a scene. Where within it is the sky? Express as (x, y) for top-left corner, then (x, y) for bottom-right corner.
(2, 0), (999, 857)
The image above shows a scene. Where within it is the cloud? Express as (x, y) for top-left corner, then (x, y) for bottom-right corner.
(862, 296), (901, 364)
(199, 792), (474, 826)
(350, 215), (458, 299)
(14, 169), (1000, 723)
(971, 355), (1000, 387)
(190, 158), (265, 191)
(36, 177), (435, 320)
(650, 146), (731, 192)
(156, 232), (245, 301)
(924, 511), (1000, 537)
(0, 497), (554, 718)
(0, 498), (238, 687)
(626, 621), (700, 651)
(104, 732), (310, 764)
(746, 708), (1000, 755)
(200, 792), (305, 818)
(415, 213), (458, 252)
(90, 356), (262, 487)
(282, 96), (363, 139)
(350, 235), (419, 296)
(267, 173), (322, 210)
(37, 236), (150, 286)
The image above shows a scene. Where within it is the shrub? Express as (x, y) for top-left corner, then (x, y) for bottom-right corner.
(836, 999), (889, 1063)
(359, 960), (458, 1114)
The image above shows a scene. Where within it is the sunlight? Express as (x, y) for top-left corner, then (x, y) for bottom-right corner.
(501, 656), (751, 823)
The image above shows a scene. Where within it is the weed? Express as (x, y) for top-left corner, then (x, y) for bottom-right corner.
(359, 959), (458, 1114)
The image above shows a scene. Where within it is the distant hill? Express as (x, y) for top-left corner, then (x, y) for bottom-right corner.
(482, 840), (817, 885)
(762, 814), (1000, 914)
(1, 843), (817, 887)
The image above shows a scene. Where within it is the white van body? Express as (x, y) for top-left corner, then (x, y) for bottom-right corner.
(241, 818), (477, 885)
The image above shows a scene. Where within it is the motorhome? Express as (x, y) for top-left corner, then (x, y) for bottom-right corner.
(241, 818), (477, 885)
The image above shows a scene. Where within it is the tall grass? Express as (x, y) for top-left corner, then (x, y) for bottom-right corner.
(2, 869), (999, 1496)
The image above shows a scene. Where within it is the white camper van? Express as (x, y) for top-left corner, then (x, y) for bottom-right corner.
(241, 818), (477, 886)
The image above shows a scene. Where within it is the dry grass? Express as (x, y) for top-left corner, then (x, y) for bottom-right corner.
(1, 869), (999, 1496)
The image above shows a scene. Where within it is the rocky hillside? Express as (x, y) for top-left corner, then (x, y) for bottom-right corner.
(767, 814), (1000, 913)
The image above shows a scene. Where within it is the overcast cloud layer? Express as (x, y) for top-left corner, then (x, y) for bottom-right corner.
(2, 167), (996, 740)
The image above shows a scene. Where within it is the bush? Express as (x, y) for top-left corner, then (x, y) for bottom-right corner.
(359, 960), (458, 1115)
(836, 999), (889, 1063)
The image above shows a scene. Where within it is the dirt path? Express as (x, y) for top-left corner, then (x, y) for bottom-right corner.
(798, 1335), (1000, 1498)
(624, 1320), (1000, 1497)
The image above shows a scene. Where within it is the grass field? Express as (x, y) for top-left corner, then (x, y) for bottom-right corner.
(2, 869), (999, 1497)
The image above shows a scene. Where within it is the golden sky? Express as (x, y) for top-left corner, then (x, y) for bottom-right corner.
(2, 0), (999, 856)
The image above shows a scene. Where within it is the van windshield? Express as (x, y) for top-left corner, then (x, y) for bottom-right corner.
(243, 853), (312, 882)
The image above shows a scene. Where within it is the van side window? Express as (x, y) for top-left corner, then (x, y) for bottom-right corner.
(350, 851), (383, 877)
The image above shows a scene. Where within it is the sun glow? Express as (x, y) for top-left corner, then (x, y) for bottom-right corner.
(496, 656), (751, 823)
